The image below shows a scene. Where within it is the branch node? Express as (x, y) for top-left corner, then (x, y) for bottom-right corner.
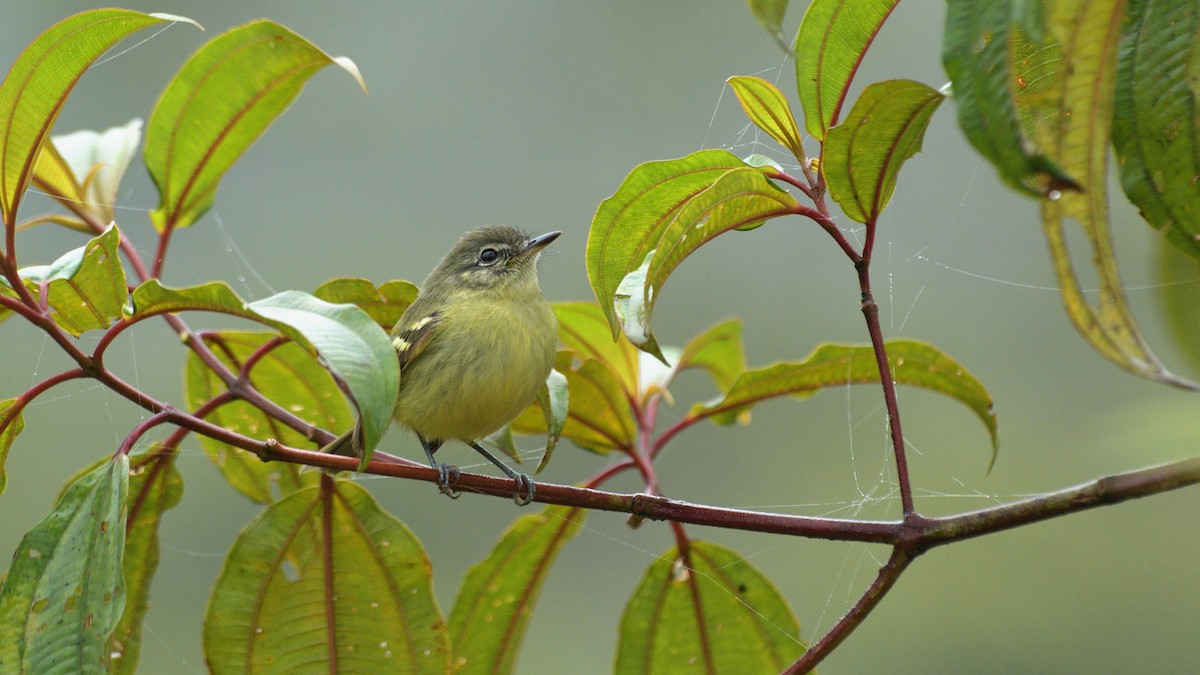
(259, 437), (279, 462)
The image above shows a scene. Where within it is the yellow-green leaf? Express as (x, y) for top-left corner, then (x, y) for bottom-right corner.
(1035, 0), (1191, 388)
(0, 9), (196, 224)
(448, 506), (585, 674)
(692, 340), (999, 466)
(635, 168), (797, 358)
(204, 479), (448, 674)
(185, 331), (349, 503)
(8, 224), (127, 336)
(313, 277), (419, 330)
(0, 398), (24, 496)
(675, 318), (748, 396)
(616, 541), (806, 673)
(588, 150), (750, 343)
(794, 0), (899, 140)
(145, 20), (366, 230)
(511, 353), (635, 455)
(746, 0), (791, 40)
(554, 302), (641, 401)
(727, 76), (806, 161)
(823, 79), (943, 223)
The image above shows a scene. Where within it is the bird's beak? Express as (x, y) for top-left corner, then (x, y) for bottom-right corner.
(521, 230), (561, 257)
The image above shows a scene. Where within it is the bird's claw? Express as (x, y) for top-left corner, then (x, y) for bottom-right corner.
(436, 463), (461, 499)
(512, 473), (535, 506)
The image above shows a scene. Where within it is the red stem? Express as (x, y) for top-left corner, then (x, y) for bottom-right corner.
(784, 549), (913, 673)
(151, 224), (174, 279)
(117, 411), (172, 456)
(856, 223), (914, 516)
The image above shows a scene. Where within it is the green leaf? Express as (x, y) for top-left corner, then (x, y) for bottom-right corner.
(1035, 0), (1191, 388)
(746, 0), (790, 39)
(185, 331), (350, 503)
(675, 318), (748, 396)
(204, 479), (448, 674)
(0, 455), (129, 674)
(692, 340), (999, 466)
(534, 369), (569, 474)
(129, 281), (400, 467)
(1112, 0), (1200, 260)
(794, 0), (899, 140)
(0, 9), (196, 225)
(34, 119), (144, 224)
(727, 76), (806, 161)
(588, 150), (750, 342)
(942, 0), (1078, 196)
(8, 224), (128, 336)
(145, 20), (366, 230)
(554, 302), (642, 401)
(448, 506), (585, 674)
(110, 451), (183, 675)
(0, 398), (24, 496)
(313, 277), (419, 330)
(616, 541), (805, 673)
(823, 79), (944, 223)
(633, 168), (797, 358)
(511, 353), (636, 454)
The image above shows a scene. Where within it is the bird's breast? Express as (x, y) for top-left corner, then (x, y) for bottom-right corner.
(394, 293), (556, 442)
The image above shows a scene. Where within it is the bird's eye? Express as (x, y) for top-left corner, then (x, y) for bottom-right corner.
(479, 248), (501, 265)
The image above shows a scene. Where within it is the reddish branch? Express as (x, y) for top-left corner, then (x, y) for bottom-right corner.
(8, 135), (1200, 675)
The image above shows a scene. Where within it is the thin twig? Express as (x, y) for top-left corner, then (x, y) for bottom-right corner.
(785, 549), (914, 673)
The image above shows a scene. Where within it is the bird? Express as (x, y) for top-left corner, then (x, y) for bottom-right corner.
(326, 225), (559, 505)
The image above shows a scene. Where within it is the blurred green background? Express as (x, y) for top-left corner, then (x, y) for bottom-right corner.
(2, 2), (1198, 673)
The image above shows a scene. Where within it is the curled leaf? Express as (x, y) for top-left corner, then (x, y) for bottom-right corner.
(588, 150), (750, 342)
(1035, 0), (1191, 388)
(129, 281), (399, 465)
(635, 168), (797, 359)
(34, 119), (144, 223)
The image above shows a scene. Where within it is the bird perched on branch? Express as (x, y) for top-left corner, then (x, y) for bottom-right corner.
(326, 225), (559, 505)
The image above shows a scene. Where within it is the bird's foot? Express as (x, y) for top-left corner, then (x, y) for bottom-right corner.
(435, 463), (461, 499)
(512, 473), (535, 506)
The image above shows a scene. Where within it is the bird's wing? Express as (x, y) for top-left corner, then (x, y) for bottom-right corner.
(392, 311), (440, 373)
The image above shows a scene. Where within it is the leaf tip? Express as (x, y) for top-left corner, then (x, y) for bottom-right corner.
(332, 56), (368, 94)
(148, 13), (203, 31)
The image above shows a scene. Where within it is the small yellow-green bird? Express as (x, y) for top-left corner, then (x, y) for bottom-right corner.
(327, 226), (559, 505)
